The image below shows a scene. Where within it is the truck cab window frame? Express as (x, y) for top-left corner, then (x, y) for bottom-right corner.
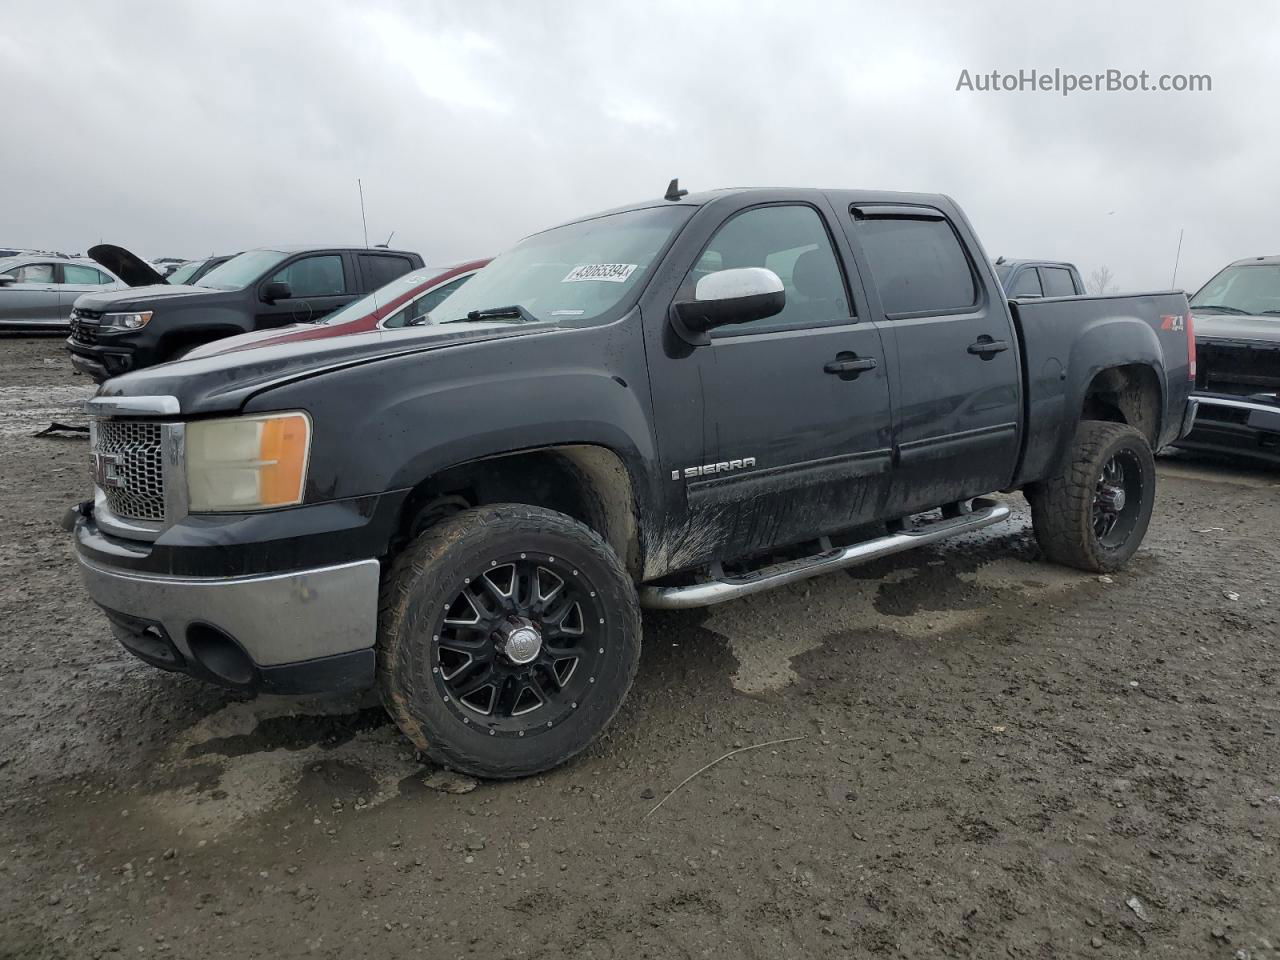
(850, 208), (981, 319)
(269, 254), (348, 299)
(1040, 266), (1078, 298)
(1009, 268), (1044, 298)
(678, 202), (857, 339)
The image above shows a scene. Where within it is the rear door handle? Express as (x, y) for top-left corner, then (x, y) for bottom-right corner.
(967, 337), (1010, 359)
(824, 353), (878, 379)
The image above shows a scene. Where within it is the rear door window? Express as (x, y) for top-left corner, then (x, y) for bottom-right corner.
(359, 254), (414, 290)
(1009, 269), (1043, 298)
(1041, 267), (1078, 297)
(854, 214), (977, 316)
(271, 255), (347, 298)
(63, 264), (113, 284)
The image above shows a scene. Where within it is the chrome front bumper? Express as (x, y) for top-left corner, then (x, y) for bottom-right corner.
(1193, 393), (1280, 431)
(77, 554), (380, 671)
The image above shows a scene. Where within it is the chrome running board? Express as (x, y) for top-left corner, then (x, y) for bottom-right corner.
(638, 498), (1011, 610)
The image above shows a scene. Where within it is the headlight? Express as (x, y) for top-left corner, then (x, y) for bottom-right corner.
(186, 412), (311, 512)
(97, 311), (153, 334)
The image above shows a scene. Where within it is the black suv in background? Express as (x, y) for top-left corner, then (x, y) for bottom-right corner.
(66, 245), (424, 382)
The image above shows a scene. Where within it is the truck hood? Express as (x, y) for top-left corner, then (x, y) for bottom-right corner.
(88, 244), (170, 287)
(74, 283), (222, 311)
(1191, 312), (1280, 344)
(93, 320), (564, 416)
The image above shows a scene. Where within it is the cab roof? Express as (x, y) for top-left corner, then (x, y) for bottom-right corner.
(995, 258), (1078, 270)
(538, 186), (958, 236)
(1225, 254), (1280, 267)
(256, 244), (421, 255)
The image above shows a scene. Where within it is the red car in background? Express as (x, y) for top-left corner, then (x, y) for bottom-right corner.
(184, 258), (490, 359)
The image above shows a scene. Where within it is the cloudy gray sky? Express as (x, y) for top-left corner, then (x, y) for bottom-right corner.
(4, 1), (1276, 292)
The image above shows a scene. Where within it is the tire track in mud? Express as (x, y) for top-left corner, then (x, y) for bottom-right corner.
(700, 505), (1096, 695)
(138, 695), (425, 836)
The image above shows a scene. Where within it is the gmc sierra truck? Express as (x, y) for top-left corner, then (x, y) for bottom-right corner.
(65, 186), (1196, 779)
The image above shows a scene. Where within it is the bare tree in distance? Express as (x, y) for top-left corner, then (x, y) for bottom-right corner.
(1088, 265), (1117, 295)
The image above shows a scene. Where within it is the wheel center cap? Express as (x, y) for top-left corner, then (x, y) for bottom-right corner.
(1099, 485), (1126, 512)
(503, 625), (542, 665)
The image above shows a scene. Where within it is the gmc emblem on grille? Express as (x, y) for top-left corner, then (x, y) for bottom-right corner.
(92, 452), (124, 489)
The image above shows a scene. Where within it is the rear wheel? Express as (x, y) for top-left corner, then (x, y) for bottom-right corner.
(378, 504), (640, 779)
(1028, 421), (1156, 572)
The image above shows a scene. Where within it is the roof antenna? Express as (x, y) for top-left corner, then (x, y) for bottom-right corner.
(664, 178), (688, 201)
(357, 178), (369, 249)
(1170, 227), (1184, 288)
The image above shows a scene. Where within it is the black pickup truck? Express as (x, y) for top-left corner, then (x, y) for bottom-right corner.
(66, 245), (424, 382)
(66, 186), (1195, 779)
(994, 257), (1086, 298)
(1175, 255), (1280, 463)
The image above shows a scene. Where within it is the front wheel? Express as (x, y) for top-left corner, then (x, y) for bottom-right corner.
(377, 504), (641, 779)
(1027, 421), (1156, 573)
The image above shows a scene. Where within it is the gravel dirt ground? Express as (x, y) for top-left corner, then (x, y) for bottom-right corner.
(1, 336), (1277, 959)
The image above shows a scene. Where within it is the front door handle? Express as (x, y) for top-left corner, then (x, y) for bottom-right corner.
(824, 353), (878, 380)
(967, 336), (1010, 359)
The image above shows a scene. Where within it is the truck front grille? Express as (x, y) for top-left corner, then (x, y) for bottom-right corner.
(70, 307), (103, 345)
(1197, 340), (1280, 395)
(93, 420), (166, 521)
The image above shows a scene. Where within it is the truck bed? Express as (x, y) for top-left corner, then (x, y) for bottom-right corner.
(1010, 291), (1193, 486)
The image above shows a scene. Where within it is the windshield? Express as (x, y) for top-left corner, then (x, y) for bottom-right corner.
(165, 260), (203, 285)
(0, 257), (18, 276)
(1191, 264), (1280, 317)
(994, 263), (1012, 283)
(196, 249), (290, 290)
(421, 205), (693, 326)
(316, 269), (445, 326)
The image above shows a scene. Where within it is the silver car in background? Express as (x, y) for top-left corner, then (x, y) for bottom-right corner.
(0, 255), (124, 331)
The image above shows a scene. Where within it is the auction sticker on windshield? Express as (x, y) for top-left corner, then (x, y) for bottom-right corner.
(562, 263), (637, 283)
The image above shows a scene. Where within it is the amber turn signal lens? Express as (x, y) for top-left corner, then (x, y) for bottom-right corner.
(258, 414), (310, 506)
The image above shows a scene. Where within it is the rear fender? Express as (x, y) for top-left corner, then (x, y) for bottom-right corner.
(1015, 304), (1168, 483)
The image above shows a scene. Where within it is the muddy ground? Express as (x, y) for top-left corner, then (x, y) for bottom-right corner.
(0, 336), (1276, 959)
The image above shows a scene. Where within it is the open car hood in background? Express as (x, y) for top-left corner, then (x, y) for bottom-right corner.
(87, 244), (170, 287)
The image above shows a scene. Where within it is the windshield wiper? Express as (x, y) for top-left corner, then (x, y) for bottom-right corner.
(437, 304), (538, 325)
(1256, 310), (1280, 317)
(1191, 304), (1249, 315)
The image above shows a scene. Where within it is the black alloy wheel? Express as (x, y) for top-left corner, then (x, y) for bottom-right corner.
(433, 554), (607, 737)
(1091, 450), (1144, 548)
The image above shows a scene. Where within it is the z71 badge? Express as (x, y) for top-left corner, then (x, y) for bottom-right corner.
(672, 457), (756, 481)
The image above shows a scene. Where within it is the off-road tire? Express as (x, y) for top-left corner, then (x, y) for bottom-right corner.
(1028, 420), (1156, 573)
(377, 504), (641, 779)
